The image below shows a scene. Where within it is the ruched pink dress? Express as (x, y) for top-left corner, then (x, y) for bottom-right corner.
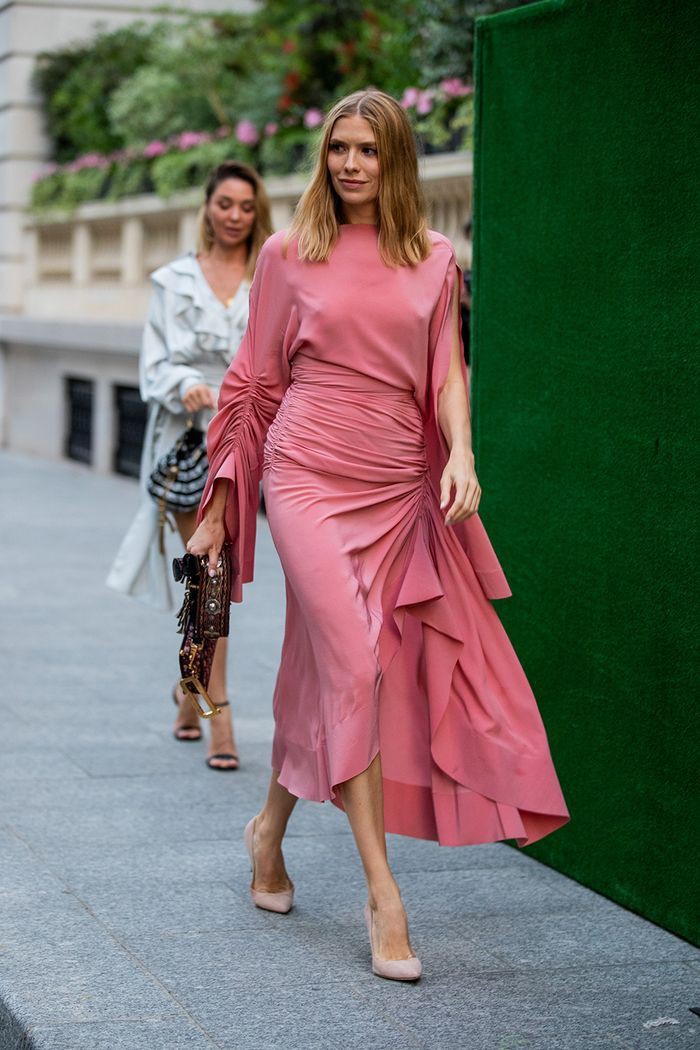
(199, 224), (570, 848)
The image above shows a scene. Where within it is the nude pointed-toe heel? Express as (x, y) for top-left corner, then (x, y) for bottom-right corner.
(243, 816), (294, 914)
(364, 903), (422, 982)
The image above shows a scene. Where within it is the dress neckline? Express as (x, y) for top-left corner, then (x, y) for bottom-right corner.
(191, 253), (247, 311)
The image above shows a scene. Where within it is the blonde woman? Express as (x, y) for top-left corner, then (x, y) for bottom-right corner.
(188, 91), (570, 975)
(108, 161), (273, 769)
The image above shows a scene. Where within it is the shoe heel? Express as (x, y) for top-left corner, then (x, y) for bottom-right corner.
(243, 816), (294, 914)
(364, 903), (422, 982)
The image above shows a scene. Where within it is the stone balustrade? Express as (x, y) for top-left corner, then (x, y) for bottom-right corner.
(22, 151), (472, 321)
(1, 151), (472, 471)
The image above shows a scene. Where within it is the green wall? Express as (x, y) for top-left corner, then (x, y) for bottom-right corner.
(471, 0), (699, 945)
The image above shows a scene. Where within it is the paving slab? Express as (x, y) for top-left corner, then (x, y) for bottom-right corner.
(1, 452), (698, 1050)
(15, 1020), (219, 1050)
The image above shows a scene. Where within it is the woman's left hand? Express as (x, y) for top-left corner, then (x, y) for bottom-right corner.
(439, 452), (481, 525)
(182, 383), (217, 413)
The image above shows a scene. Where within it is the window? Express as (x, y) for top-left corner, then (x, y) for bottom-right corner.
(114, 385), (147, 478)
(65, 377), (93, 464)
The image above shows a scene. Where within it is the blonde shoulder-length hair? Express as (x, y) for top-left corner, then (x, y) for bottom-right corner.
(285, 90), (432, 268)
(196, 160), (273, 280)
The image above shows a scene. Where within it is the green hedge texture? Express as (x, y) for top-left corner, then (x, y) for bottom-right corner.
(471, 0), (699, 945)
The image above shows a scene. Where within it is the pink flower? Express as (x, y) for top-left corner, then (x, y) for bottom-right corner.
(282, 116), (296, 127)
(66, 152), (109, 172)
(440, 78), (473, 98)
(34, 162), (58, 181)
(235, 119), (259, 146)
(303, 108), (324, 129)
(401, 87), (420, 109)
(143, 140), (167, 158)
(177, 130), (211, 151)
(264, 122), (278, 136)
(416, 90), (435, 116)
(216, 125), (231, 139)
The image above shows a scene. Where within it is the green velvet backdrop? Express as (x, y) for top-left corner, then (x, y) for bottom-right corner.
(471, 0), (699, 945)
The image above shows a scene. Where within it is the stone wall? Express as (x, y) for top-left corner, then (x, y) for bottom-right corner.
(0, 0), (254, 314)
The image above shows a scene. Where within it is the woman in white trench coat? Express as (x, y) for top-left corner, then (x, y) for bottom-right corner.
(107, 160), (273, 768)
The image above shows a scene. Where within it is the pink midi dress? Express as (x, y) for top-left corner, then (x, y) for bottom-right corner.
(199, 224), (570, 848)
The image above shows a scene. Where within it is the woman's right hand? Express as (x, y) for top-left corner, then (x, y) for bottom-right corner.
(186, 517), (225, 576)
(182, 384), (217, 413)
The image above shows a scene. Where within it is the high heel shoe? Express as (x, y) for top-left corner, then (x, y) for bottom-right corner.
(243, 816), (294, 914)
(364, 903), (422, 982)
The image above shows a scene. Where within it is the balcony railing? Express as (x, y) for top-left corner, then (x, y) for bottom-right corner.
(22, 151), (472, 322)
(2, 151), (472, 472)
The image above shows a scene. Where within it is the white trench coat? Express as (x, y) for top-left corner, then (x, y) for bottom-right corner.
(106, 253), (250, 610)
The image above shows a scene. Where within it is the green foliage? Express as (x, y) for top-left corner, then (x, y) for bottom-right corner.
(105, 158), (152, 201)
(150, 139), (249, 199)
(258, 127), (313, 177)
(32, 23), (156, 162)
(415, 94), (474, 152)
(108, 16), (258, 146)
(256, 1), (422, 117)
(30, 166), (110, 214)
(29, 171), (65, 211)
(408, 1), (532, 84)
(29, 0), (539, 211)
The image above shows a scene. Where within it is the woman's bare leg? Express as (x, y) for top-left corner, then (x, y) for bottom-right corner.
(340, 753), (415, 961)
(204, 636), (239, 768)
(173, 509), (238, 767)
(251, 770), (297, 892)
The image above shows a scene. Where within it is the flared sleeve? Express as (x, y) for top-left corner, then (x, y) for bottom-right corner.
(197, 233), (297, 602)
(425, 238), (513, 601)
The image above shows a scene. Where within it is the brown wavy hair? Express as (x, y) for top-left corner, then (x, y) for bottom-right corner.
(197, 160), (273, 279)
(285, 89), (431, 268)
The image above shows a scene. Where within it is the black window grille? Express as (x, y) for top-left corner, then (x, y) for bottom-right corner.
(65, 377), (93, 464)
(114, 385), (147, 478)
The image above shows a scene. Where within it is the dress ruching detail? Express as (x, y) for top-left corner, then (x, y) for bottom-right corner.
(200, 226), (570, 849)
(202, 369), (285, 603)
(199, 238), (296, 602)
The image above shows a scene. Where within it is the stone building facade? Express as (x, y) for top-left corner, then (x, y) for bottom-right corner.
(0, 3), (472, 475)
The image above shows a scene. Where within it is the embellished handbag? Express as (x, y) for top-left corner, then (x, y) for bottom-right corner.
(148, 419), (208, 552)
(172, 544), (232, 718)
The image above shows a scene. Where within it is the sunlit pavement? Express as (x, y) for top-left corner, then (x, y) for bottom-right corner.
(1, 451), (698, 1050)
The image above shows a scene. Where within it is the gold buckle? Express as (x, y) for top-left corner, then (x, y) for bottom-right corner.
(179, 676), (222, 719)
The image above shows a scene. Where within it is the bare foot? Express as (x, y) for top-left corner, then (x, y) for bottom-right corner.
(250, 814), (294, 894)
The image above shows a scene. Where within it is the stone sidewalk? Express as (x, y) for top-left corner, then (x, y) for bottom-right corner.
(1, 451), (698, 1050)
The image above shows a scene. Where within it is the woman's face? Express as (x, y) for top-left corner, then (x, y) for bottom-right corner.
(206, 177), (257, 249)
(327, 115), (380, 216)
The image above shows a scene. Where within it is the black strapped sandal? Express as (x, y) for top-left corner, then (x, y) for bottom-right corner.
(204, 701), (240, 771)
(172, 683), (202, 742)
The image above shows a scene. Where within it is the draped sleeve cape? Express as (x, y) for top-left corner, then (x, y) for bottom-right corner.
(199, 231), (511, 606)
